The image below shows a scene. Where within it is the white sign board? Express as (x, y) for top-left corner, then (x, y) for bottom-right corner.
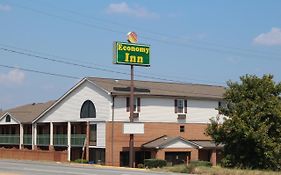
(123, 123), (144, 134)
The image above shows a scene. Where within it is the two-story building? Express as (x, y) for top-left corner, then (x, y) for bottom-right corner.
(0, 77), (225, 166)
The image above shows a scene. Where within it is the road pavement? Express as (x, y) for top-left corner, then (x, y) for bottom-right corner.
(0, 159), (186, 175)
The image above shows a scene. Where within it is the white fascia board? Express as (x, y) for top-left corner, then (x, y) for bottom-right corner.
(32, 77), (112, 124)
(0, 112), (21, 124)
(32, 78), (87, 123)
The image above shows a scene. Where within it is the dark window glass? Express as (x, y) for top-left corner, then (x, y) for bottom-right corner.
(80, 100), (96, 118)
(6, 115), (11, 122)
(180, 125), (185, 132)
(126, 97), (141, 112)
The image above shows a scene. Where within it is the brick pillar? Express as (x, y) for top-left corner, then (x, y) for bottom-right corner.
(190, 149), (199, 161)
(210, 149), (217, 166)
(86, 122), (90, 162)
(155, 150), (165, 160)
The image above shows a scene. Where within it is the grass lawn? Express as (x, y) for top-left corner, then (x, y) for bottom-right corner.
(194, 166), (281, 175)
(154, 164), (281, 175)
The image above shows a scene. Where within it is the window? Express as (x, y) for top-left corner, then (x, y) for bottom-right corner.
(174, 99), (187, 114)
(218, 101), (227, 108)
(126, 97), (141, 112)
(90, 124), (97, 146)
(180, 125), (185, 132)
(80, 100), (96, 118)
(218, 101), (227, 114)
(5, 115), (11, 122)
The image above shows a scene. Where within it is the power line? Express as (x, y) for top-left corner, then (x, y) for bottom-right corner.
(0, 46), (226, 85)
(0, 43), (226, 85)
(0, 64), (223, 98)
(0, 64), (80, 79)
(23, 0), (281, 57)
(7, 1), (281, 61)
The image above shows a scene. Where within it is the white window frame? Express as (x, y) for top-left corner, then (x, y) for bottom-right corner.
(177, 99), (185, 114)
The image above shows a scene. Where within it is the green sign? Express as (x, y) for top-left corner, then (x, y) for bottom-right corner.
(113, 41), (150, 66)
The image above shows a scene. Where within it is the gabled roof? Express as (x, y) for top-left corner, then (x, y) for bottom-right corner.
(87, 77), (225, 99)
(3, 101), (55, 123)
(0, 112), (21, 124)
(142, 135), (201, 149)
(32, 78), (111, 123)
(191, 140), (224, 149)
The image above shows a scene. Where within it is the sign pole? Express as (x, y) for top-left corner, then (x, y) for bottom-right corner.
(113, 31), (149, 168)
(129, 64), (134, 168)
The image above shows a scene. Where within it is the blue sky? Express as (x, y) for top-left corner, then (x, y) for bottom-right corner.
(1, 0), (281, 109)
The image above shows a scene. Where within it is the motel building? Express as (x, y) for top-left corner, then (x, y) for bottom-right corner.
(0, 77), (224, 167)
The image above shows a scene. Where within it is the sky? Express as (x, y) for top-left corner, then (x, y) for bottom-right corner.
(0, 0), (281, 109)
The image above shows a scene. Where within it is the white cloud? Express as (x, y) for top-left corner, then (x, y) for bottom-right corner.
(0, 69), (25, 85)
(106, 2), (159, 19)
(253, 28), (281, 46)
(0, 4), (11, 12)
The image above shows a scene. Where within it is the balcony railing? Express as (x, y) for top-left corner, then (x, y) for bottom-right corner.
(37, 134), (50, 146)
(53, 134), (67, 146)
(23, 134), (32, 145)
(0, 134), (20, 145)
(71, 134), (86, 147)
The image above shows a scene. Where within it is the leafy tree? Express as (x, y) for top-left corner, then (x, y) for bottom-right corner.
(206, 74), (281, 170)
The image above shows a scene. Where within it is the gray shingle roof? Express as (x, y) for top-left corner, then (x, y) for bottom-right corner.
(191, 140), (224, 149)
(87, 77), (225, 99)
(142, 135), (200, 149)
(4, 101), (55, 123)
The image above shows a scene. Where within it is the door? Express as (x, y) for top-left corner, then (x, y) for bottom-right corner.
(165, 152), (190, 165)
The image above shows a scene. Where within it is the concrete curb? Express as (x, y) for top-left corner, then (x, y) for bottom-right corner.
(68, 162), (147, 171)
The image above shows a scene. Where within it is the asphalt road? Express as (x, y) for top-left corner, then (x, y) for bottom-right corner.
(0, 160), (186, 175)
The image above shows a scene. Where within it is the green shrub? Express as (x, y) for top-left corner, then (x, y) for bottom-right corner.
(144, 159), (167, 168)
(74, 159), (88, 164)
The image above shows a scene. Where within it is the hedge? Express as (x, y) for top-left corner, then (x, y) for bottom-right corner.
(144, 159), (167, 168)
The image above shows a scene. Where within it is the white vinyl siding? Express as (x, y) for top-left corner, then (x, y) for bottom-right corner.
(164, 140), (195, 149)
(0, 115), (18, 125)
(114, 97), (219, 123)
(97, 122), (105, 147)
(38, 81), (112, 123)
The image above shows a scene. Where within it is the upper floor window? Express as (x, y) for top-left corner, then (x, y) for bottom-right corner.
(126, 97), (141, 112)
(80, 100), (96, 118)
(175, 99), (187, 114)
(218, 101), (227, 114)
(5, 115), (11, 122)
(218, 101), (227, 108)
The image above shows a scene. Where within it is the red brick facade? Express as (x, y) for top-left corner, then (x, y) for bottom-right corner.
(105, 122), (211, 166)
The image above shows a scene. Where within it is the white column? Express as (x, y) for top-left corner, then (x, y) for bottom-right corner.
(67, 122), (71, 161)
(32, 123), (37, 150)
(50, 122), (53, 146)
(19, 124), (24, 149)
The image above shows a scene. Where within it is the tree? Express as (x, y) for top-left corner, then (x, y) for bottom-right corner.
(206, 74), (281, 170)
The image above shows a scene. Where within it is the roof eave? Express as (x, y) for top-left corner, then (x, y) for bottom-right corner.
(32, 78), (88, 123)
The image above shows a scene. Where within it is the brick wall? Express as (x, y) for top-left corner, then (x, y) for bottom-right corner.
(106, 122), (210, 166)
(0, 148), (67, 162)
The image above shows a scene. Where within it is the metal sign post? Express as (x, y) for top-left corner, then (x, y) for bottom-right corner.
(128, 32), (136, 168)
(113, 32), (150, 168)
(129, 64), (134, 168)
